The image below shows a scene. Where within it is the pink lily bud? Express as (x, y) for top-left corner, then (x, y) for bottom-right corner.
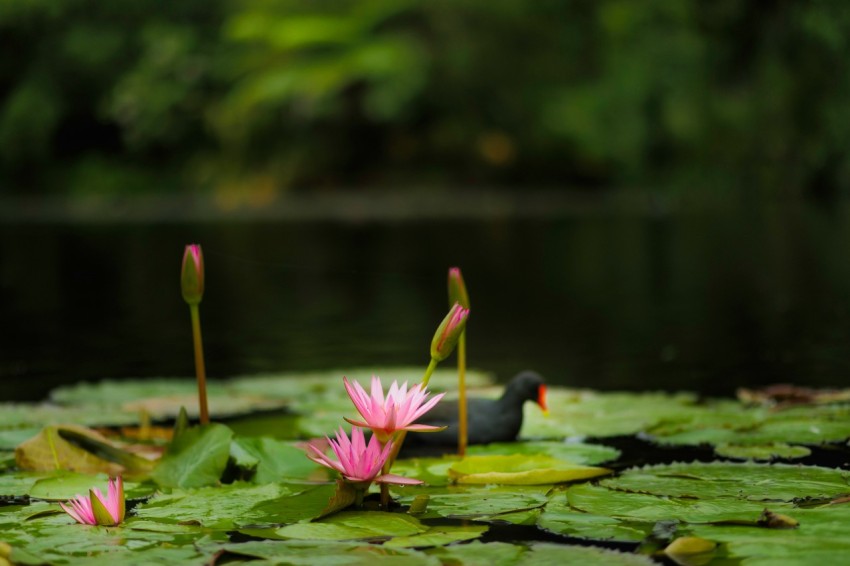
(448, 267), (470, 309)
(60, 477), (125, 526)
(430, 302), (470, 362)
(181, 244), (204, 305)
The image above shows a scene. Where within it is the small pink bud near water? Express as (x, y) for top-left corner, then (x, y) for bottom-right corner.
(181, 244), (204, 305)
(448, 267), (470, 309)
(430, 302), (470, 362)
(60, 477), (125, 526)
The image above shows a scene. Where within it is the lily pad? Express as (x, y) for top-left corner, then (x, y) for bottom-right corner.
(242, 482), (356, 526)
(538, 492), (654, 542)
(448, 454), (611, 485)
(467, 440), (620, 466)
(28, 472), (154, 501)
(231, 436), (329, 483)
(134, 482), (290, 529)
(426, 541), (527, 565)
(520, 542), (655, 565)
(714, 443), (811, 461)
(601, 462), (850, 501)
(152, 424), (233, 488)
(382, 523), (489, 548)
(263, 510), (427, 541)
(395, 486), (548, 520)
(522, 389), (699, 439)
(215, 539), (441, 565)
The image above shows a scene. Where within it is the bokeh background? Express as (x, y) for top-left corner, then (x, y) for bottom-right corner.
(3, 1), (850, 400)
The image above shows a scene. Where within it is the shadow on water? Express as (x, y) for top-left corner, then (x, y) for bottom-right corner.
(4, 198), (850, 401)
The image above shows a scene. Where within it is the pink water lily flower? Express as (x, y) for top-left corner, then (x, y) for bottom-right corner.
(306, 426), (422, 486)
(343, 375), (446, 441)
(60, 476), (125, 526)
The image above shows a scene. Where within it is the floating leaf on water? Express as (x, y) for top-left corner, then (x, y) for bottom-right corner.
(242, 483), (353, 526)
(134, 482), (288, 530)
(151, 424), (233, 488)
(382, 523), (488, 548)
(28, 472), (153, 501)
(426, 541), (527, 565)
(522, 390), (699, 439)
(396, 488), (548, 520)
(265, 510), (427, 541)
(448, 454), (611, 485)
(601, 462), (850, 501)
(214, 539), (441, 565)
(714, 443), (811, 461)
(467, 440), (620, 466)
(520, 542), (656, 565)
(230, 436), (328, 483)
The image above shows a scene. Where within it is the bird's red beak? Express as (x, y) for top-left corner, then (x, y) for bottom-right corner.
(538, 384), (549, 416)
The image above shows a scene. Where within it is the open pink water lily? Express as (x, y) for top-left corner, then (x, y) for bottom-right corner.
(306, 426), (422, 486)
(343, 375), (446, 441)
(59, 477), (125, 526)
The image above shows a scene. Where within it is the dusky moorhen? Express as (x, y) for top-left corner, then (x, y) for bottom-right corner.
(408, 370), (547, 447)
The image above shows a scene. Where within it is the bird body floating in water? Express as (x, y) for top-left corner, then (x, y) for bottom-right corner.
(408, 371), (547, 447)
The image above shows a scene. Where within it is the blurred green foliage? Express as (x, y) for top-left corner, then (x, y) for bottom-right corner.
(2, 0), (850, 197)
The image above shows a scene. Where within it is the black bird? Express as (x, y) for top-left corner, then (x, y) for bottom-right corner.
(408, 370), (548, 447)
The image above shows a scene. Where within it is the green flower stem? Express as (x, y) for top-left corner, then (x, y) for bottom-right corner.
(380, 463), (390, 510)
(420, 357), (438, 388)
(457, 331), (468, 457)
(189, 304), (209, 425)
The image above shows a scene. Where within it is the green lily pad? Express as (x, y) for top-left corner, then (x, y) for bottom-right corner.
(263, 510), (427, 541)
(242, 482), (356, 526)
(448, 454), (611, 485)
(538, 492), (654, 542)
(383, 523), (489, 548)
(467, 440), (620, 466)
(0, 428), (41, 450)
(520, 542), (656, 565)
(601, 462), (850, 501)
(215, 539), (441, 565)
(0, 515), (226, 565)
(683, 506), (850, 565)
(134, 482), (290, 529)
(522, 390), (699, 439)
(152, 423), (233, 488)
(0, 471), (44, 497)
(231, 436), (329, 483)
(28, 472), (154, 501)
(0, 403), (137, 429)
(390, 456), (459, 486)
(426, 541), (527, 565)
(715, 443), (812, 461)
(395, 486), (548, 520)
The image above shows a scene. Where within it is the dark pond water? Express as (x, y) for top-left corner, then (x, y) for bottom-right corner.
(4, 198), (850, 401)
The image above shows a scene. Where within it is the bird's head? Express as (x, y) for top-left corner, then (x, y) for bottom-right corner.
(505, 370), (548, 415)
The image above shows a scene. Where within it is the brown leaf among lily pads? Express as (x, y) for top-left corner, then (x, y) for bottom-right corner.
(15, 424), (154, 478)
(737, 384), (850, 409)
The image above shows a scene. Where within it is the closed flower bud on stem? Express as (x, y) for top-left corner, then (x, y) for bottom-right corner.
(430, 302), (470, 362)
(448, 267), (470, 309)
(181, 244), (204, 305)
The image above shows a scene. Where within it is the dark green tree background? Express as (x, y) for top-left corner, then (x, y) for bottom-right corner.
(2, 0), (849, 198)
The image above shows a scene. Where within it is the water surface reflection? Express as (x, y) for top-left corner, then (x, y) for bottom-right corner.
(3, 202), (849, 401)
